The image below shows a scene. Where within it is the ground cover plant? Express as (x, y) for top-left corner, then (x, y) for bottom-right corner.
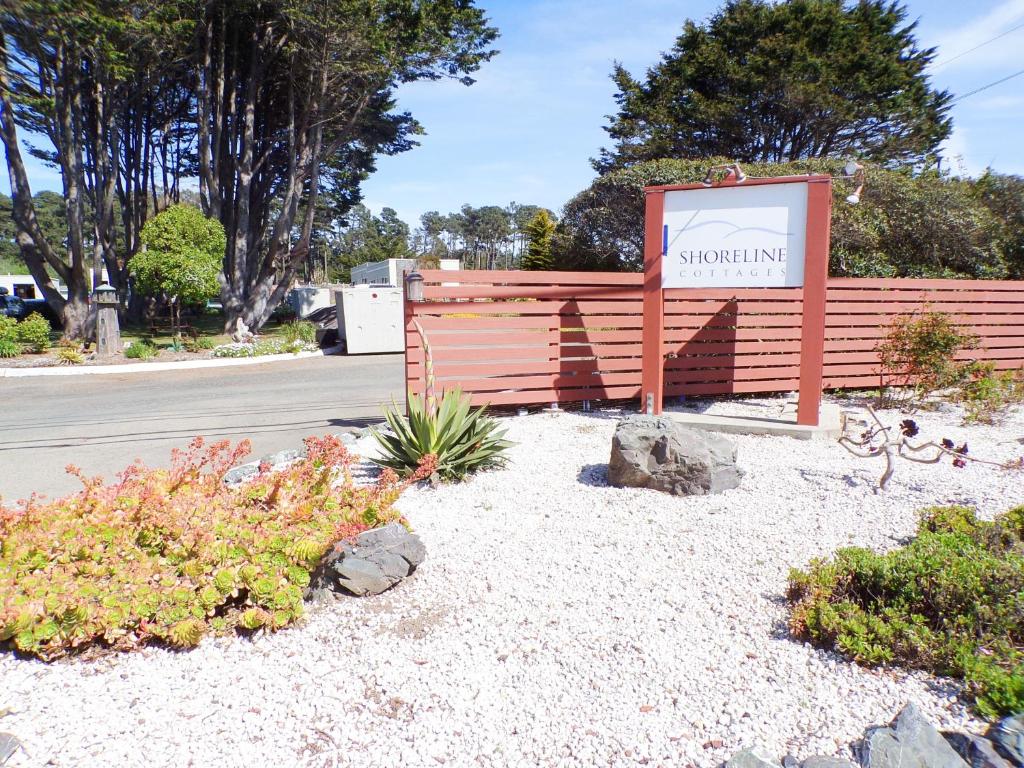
(0, 436), (434, 659)
(957, 363), (1024, 424)
(123, 339), (158, 360)
(373, 388), (511, 482)
(788, 504), (1024, 718)
(211, 338), (319, 358)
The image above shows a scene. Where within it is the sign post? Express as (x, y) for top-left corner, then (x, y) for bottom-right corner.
(640, 174), (832, 425)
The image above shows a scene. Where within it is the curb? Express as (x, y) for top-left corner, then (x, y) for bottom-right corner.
(0, 344), (345, 378)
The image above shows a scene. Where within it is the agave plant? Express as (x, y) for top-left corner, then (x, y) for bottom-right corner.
(372, 388), (511, 482)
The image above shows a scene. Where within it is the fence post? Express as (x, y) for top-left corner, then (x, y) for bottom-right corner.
(641, 189), (666, 414)
(797, 178), (832, 426)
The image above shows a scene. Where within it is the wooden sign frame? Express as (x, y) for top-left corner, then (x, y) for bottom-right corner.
(640, 174), (833, 426)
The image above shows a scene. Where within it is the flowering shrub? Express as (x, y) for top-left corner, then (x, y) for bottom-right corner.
(211, 339), (318, 358)
(0, 436), (434, 659)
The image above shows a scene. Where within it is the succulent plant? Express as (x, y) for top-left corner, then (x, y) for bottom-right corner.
(372, 387), (511, 482)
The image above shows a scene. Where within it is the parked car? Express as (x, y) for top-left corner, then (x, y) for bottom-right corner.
(23, 299), (62, 328)
(0, 287), (28, 320)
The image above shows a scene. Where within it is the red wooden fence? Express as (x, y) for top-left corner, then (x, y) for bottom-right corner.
(404, 270), (1024, 407)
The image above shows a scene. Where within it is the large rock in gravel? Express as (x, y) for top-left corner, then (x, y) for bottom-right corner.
(989, 715), (1024, 767)
(1, 733), (22, 765)
(608, 415), (742, 495)
(944, 732), (1013, 768)
(859, 703), (969, 768)
(802, 758), (857, 768)
(726, 748), (782, 768)
(309, 523), (426, 597)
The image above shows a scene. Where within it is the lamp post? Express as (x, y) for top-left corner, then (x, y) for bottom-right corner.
(404, 270), (435, 412)
(404, 270), (424, 302)
(93, 283), (121, 357)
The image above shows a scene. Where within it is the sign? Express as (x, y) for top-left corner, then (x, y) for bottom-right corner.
(641, 175), (833, 425)
(661, 182), (808, 289)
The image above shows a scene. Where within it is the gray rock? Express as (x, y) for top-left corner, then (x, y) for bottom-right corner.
(332, 557), (397, 597)
(726, 747), (782, 768)
(859, 703), (968, 768)
(310, 523), (426, 597)
(354, 523), (427, 568)
(802, 758), (857, 768)
(989, 716), (1024, 767)
(608, 415), (742, 495)
(259, 447), (307, 465)
(0, 732), (21, 765)
(944, 732), (1013, 768)
(223, 462), (259, 485)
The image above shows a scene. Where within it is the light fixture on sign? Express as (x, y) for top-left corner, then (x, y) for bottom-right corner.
(841, 160), (866, 205)
(404, 270), (424, 302)
(700, 162), (748, 187)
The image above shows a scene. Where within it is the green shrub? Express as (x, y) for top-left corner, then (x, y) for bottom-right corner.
(55, 347), (84, 365)
(124, 339), (157, 360)
(957, 363), (1024, 424)
(876, 309), (976, 408)
(0, 338), (19, 358)
(0, 315), (16, 344)
(0, 435), (432, 659)
(185, 336), (216, 352)
(282, 320), (316, 345)
(372, 388), (512, 482)
(788, 505), (1024, 718)
(15, 312), (51, 353)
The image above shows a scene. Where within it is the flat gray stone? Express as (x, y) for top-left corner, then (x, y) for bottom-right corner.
(944, 732), (1013, 768)
(354, 523), (427, 568)
(803, 758), (857, 768)
(726, 747), (782, 768)
(988, 716), (1024, 767)
(223, 462), (259, 484)
(332, 557), (399, 597)
(309, 523), (426, 597)
(859, 703), (968, 768)
(608, 415), (742, 496)
(0, 732), (21, 765)
(259, 447), (307, 465)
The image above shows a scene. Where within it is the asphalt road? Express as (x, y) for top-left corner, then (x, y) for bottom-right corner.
(0, 353), (404, 502)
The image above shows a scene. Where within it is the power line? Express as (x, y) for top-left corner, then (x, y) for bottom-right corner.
(933, 18), (1024, 71)
(950, 67), (1024, 103)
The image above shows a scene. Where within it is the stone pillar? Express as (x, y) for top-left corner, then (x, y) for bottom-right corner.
(93, 283), (121, 357)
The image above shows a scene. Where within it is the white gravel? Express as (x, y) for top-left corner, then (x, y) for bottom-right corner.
(2, 396), (1023, 768)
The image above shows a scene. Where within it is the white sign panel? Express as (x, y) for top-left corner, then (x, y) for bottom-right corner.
(661, 182), (808, 288)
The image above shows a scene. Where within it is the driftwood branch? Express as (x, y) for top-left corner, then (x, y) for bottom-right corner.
(838, 405), (1020, 490)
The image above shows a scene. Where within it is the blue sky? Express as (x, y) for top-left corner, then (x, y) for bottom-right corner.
(5, 0), (1024, 230)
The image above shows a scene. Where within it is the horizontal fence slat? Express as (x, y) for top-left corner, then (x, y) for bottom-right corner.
(406, 271), (1024, 408)
(417, 269), (643, 286)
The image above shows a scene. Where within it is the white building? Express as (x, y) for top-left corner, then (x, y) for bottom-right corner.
(0, 274), (64, 300)
(350, 258), (416, 286)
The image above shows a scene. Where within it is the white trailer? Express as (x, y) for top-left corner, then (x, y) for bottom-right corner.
(334, 284), (404, 354)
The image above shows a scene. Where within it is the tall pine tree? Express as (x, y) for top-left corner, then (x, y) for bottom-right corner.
(595, 0), (952, 173)
(522, 210), (555, 271)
